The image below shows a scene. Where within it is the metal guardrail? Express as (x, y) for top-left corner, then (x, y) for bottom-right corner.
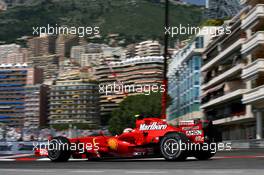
(223, 139), (264, 149)
(0, 141), (47, 155)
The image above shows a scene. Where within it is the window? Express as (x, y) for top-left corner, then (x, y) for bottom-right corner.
(195, 36), (204, 48)
(193, 56), (201, 70)
(194, 87), (200, 101)
(194, 72), (200, 85)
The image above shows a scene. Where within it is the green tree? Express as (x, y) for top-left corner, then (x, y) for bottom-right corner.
(109, 92), (171, 135)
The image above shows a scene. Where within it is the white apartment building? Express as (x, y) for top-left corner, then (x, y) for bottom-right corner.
(81, 52), (102, 67)
(95, 56), (164, 116)
(240, 0), (264, 140)
(135, 40), (162, 57)
(201, 0), (264, 140)
(0, 44), (26, 64)
(70, 46), (85, 64)
(70, 44), (126, 67)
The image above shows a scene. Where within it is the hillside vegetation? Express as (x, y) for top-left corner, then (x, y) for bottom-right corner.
(0, 0), (204, 44)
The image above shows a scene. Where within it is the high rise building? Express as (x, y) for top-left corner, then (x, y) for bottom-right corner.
(24, 84), (49, 129)
(135, 40), (162, 57)
(49, 70), (100, 129)
(95, 56), (164, 116)
(27, 54), (59, 83)
(125, 44), (136, 58)
(240, 0), (264, 140)
(81, 53), (103, 67)
(3, 48), (28, 64)
(0, 64), (43, 127)
(56, 35), (79, 58)
(70, 46), (85, 64)
(205, 0), (241, 19)
(167, 27), (213, 125)
(0, 44), (28, 64)
(200, 2), (264, 140)
(70, 43), (126, 68)
(27, 35), (56, 57)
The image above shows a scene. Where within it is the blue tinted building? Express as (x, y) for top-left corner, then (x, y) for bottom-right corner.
(0, 64), (43, 128)
(167, 27), (213, 124)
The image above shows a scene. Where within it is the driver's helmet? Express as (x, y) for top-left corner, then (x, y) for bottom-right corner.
(123, 128), (133, 133)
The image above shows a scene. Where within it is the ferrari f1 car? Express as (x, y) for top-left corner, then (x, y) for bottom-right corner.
(35, 117), (221, 162)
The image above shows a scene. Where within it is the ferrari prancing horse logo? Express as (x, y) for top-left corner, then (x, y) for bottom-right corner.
(108, 138), (118, 150)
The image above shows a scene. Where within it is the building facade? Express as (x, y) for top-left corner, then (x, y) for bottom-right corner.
(95, 56), (164, 116)
(56, 35), (79, 58)
(27, 35), (56, 57)
(27, 54), (59, 83)
(0, 44), (28, 64)
(24, 84), (49, 129)
(167, 28), (213, 124)
(70, 46), (85, 64)
(135, 40), (162, 57)
(0, 64), (43, 127)
(205, 0), (241, 19)
(49, 70), (100, 129)
(201, 1), (264, 140)
(240, 0), (264, 140)
(70, 44), (126, 67)
(81, 52), (103, 67)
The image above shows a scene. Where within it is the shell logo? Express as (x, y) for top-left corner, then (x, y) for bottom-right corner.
(108, 138), (118, 150)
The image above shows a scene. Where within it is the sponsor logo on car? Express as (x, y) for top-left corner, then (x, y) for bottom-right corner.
(139, 122), (167, 130)
(108, 138), (118, 150)
(181, 126), (200, 131)
(179, 120), (195, 126)
(195, 136), (204, 142)
(186, 130), (203, 136)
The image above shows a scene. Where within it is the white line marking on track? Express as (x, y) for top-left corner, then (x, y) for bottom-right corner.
(0, 169), (55, 173)
(256, 156), (264, 158)
(125, 171), (168, 174)
(0, 159), (15, 161)
(71, 170), (105, 173)
(37, 158), (87, 161)
(0, 154), (33, 159)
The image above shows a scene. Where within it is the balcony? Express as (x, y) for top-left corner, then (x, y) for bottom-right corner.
(213, 114), (251, 125)
(202, 63), (244, 90)
(202, 39), (245, 72)
(240, 0), (264, 7)
(201, 89), (247, 109)
(241, 31), (264, 55)
(243, 85), (264, 104)
(242, 4), (264, 29)
(242, 59), (264, 79)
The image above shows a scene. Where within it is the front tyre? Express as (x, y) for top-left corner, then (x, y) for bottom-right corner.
(48, 136), (71, 162)
(160, 133), (189, 161)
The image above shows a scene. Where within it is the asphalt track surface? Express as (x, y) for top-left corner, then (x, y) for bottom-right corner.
(0, 149), (263, 175)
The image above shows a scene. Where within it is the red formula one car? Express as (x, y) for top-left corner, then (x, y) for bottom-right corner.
(35, 117), (221, 162)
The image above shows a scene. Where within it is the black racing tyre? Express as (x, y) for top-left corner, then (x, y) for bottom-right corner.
(160, 132), (189, 161)
(87, 157), (102, 161)
(194, 150), (215, 160)
(48, 136), (71, 162)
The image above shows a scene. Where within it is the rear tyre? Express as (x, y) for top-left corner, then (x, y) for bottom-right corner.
(160, 132), (189, 161)
(48, 136), (71, 162)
